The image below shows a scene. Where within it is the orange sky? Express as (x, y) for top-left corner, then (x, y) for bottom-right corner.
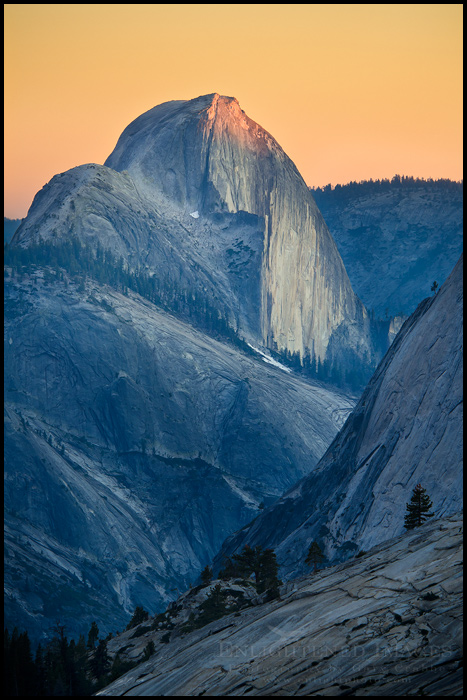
(4, 4), (463, 219)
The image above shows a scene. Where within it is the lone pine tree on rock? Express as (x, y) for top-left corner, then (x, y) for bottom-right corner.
(404, 483), (434, 529)
(235, 545), (263, 584)
(219, 545), (281, 597)
(305, 541), (324, 572)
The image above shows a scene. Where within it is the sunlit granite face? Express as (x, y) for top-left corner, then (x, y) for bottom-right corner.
(13, 94), (383, 374)
(103, 92), (376, 366)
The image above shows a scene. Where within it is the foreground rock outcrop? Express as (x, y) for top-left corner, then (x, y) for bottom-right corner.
(96, 513), (463, 696)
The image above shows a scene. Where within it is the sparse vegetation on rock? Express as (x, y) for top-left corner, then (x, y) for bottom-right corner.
(125, 606), (149, 631)
(404, 484), (434, 529)
(200, 565), (213, 586)
(305, 541), (325, 572)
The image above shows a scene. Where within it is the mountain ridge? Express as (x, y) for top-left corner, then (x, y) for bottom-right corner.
(311, 178), (463, 316)
(213, 253), (463, 578)
(4, 268), (355, 644)
(12, 93), (382, 377)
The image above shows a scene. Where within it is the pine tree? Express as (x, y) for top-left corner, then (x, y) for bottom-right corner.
(73, 634), (93, 696)
(404, 483), (434, 529)
(87, 621), (99, 650)
(198, 583), (228, 624)
(34, 643), (48, 696)
(109, 653), (124, 682)
(200, 565), (213, 586)
(305, 541), (324, 572)
(125, 606), (149, 631)
(89, 638), (110, 687)
(232, 545), (263, 585)
(142, 640), (156, 661)
(229, 545), (281, 596)
(257, 548), (281, 598)
(4, 626), (37, 696)
(218, 556), (238, 580)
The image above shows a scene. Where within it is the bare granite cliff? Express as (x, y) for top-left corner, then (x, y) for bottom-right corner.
(215, 254), (463, 577)
(12, 94), (381, 375)
(104, 93), (376, 367)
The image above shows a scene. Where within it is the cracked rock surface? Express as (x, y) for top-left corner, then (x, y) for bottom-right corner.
(96, 513), (463, 696)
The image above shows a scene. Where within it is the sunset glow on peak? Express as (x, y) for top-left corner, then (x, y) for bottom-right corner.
(4, 4), (463, 219)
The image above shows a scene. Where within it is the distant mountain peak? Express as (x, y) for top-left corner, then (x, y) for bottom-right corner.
(204, 91), (238, 105)
(103, 93), (377, 365)
(202, 92), (244, 125)
(14, 93), (381, 372)
(104, 92), (283, 206)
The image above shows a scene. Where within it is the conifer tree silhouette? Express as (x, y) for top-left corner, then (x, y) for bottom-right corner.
(404, 483), (434, 529)
(200, 565), (213, 586)
(305, 541), (324, 572)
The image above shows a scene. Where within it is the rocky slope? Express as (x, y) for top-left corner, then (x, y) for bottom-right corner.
(4, 271), (355, 643)
(96, 513), (463, 696)
(12, 93), (382, 375)
(215, 254), (463, 578)
(312, 179), (463, 317)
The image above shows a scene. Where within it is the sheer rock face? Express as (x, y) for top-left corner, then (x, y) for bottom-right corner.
(104, 92), (374, 364)
(13, 93), (377, 367)
(96, 514), (463, 697)
(4, 273), (355, 643)
(215, 255), (463, 578)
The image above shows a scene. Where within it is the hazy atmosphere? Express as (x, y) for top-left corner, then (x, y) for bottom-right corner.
(4, 4), (463, 696)
(4, 3), (463, 218)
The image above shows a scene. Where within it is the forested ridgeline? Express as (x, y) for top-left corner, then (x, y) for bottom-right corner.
(4, 236), (254, 355)
(4, 236), (372, 390)
(4, 217), (22, 244)
(310, 175), (463, 203)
